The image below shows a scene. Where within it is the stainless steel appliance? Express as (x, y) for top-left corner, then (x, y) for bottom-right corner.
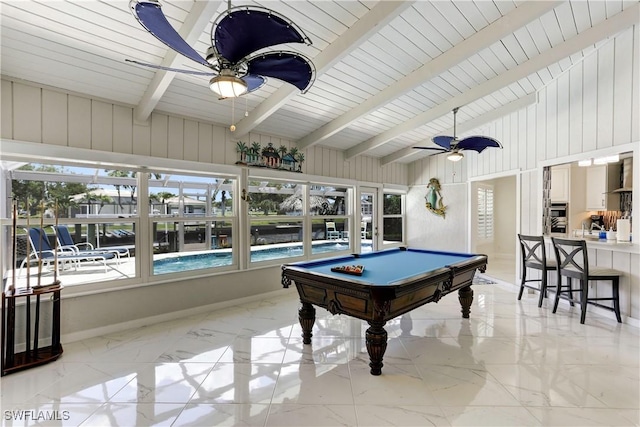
(550, 202), (568, 235)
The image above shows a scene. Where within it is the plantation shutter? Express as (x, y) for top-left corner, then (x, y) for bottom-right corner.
(477, 186), (494, 240)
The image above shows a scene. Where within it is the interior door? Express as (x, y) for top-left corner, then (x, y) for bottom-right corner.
(360, 186), (380, 252)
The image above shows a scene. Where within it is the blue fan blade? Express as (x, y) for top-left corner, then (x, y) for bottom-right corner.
(247, 52), (314, 92)
(214, 6), (308, 63)
(412, 147), (447, 152)
(131, 0), (210, 67)
(457, 136), (503, 153)
(432, 135), (456, 150)
(242, 74), (266, 93)
(125, 59), (215, 76)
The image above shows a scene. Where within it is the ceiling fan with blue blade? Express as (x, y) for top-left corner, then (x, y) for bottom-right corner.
(413, 107), (502, 162)
(127, 0), (316, 99)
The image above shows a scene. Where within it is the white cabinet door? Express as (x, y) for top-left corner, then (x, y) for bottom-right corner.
(550, 166), (570, 202)
(585, 165), (607, 210)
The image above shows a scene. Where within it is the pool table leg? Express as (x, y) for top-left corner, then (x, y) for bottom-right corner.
(366, 320), (387, 376)
(458, 285), (474, 319)
(298, 302), (316, 344)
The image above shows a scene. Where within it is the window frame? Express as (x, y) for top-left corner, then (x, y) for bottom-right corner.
(381, 190), (405, 248)
(0, 141), (407, 297)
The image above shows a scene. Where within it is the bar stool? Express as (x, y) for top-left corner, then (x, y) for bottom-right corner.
(517, 234), (557, 307)
(551, 237), (622, 324)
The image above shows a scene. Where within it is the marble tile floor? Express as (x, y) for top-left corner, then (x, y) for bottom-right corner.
(482, 255), (517, 285)
(1, 275), (639, 427)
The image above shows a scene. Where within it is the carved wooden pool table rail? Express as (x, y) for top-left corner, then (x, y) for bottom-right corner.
(282, 249), (488, 375)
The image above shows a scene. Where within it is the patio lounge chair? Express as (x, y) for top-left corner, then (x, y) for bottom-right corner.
(325, 222), (340, 240)
(52, 225), (130, 261)
(109, 229), (134, 238)
(20, 227), (116, 276)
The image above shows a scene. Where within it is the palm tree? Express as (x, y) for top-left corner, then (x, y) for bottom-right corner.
(157, 191), (174, 202)
(156, 191), (174, 215)
(296, 152), (305, 171)
(73, 191), (113, 237)
(95, 194), (113, 214)
(288, 147), (299, 170)
(236, 141), (248, 163)
(250, 142), (261, 164)
(257, 199), (277, 216)
(278, 145), (288, 167)
(148, 193), (162, 214)
(72, 191), (112, 235)
(105, 169), (130, 210)
(220, 190), (227, 216)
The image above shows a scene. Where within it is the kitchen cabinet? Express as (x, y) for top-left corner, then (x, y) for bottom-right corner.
(585, 164), (620, 211)
(550, 165), (570, 202)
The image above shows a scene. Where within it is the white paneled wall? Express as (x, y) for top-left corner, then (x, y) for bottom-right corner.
(406, 183), (468, 253)
(410, 26), (639, 186)
(519, 170), (540, 236)
(0, 78), (408, 341)
(408, 25), (640, 321)
(0, 79), (407, 186)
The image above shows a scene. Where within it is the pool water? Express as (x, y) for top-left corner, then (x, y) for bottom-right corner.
(153, 242), (370, 275)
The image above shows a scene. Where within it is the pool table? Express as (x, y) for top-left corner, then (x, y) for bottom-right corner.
(281, 247), (488, 375)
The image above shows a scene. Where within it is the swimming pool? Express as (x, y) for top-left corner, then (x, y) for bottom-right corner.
(153, 242), (371, 275)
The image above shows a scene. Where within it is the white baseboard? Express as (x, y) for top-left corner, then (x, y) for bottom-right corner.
(62, 288), (289, 344)
(493, 253), (516, 260)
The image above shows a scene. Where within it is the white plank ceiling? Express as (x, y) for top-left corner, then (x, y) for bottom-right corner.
(1, 0), (638, 164)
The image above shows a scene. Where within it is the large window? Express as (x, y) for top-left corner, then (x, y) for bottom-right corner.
(309, 184), (351, 255)
(246, 180), (354, 264)
(6, 163), (241, 285)
(247, 180), (303, 264)
(9, 163), (140, 286)
(148, 173), (237, 276)
(1, 150), (404, 293)
(382, 192), (403, 243)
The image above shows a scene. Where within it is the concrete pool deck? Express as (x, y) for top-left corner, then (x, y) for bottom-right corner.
(6, 239), (374, 289)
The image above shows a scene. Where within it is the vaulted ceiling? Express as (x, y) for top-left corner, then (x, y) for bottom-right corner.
(1, 1), (638, 165)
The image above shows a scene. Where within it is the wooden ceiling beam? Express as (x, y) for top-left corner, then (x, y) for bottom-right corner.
(348, 3), (639, 160)
(380, 93), (536, 165)
(133, 1), (222, 124)
(231, 1), (414, 137)
(299, 0), (561, 152)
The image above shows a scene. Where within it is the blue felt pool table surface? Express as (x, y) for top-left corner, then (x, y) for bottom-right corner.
(290, 248), (479, 286)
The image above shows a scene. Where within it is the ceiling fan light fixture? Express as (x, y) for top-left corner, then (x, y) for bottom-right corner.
(447, 151), (464, 162)
(209, 73), (247, 98)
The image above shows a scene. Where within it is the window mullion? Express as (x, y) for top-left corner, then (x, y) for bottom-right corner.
(138, 171), (150, 281)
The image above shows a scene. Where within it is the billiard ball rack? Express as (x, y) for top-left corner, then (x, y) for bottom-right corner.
(330, 265), (364, 276)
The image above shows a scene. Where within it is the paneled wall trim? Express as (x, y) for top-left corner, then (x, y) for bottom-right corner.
(0, 78), (408, 186)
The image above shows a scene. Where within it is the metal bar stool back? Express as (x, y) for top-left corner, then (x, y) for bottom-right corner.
(551, 237), (622, 324)
(517, 234), (557, 307)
